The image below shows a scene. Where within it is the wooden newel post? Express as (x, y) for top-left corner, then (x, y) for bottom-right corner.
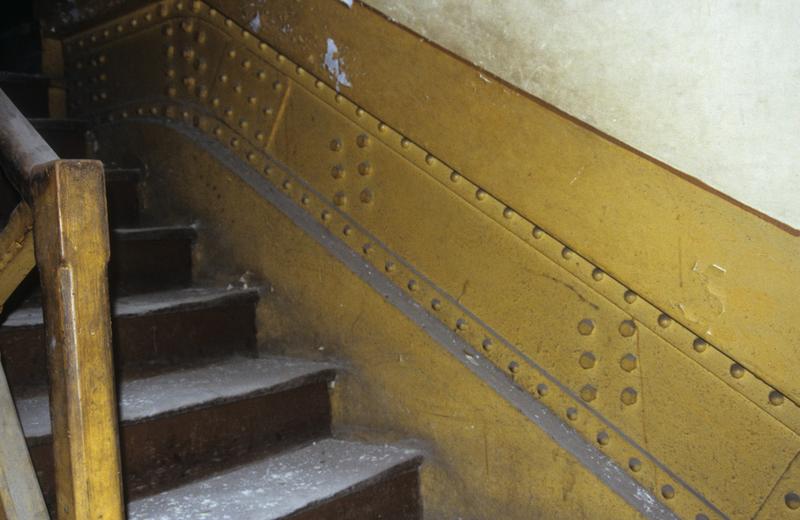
(29, 159), (124, 520)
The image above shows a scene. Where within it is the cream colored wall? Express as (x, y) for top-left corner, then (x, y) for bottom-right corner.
(361, 0), (800, 229)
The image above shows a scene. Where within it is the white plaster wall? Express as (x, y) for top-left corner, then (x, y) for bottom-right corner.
(362, 0), (800, 229)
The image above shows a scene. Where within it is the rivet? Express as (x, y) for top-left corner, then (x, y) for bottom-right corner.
(400, 137), (410, 148)
(692, 338), (708, 353)
(657, 313), (672, 328)
(619, 320), (637, 337)
(357, 162), (373, 176)
(315, 80), (323, 88)
(192, 1), (202, 12)
(619, 353), (638, 372)
(159, 5), (169, 16)
(259, 43), (267, 51)
(532, 226), (544, 239)
(264, 166), (273, 176)
(449, 171), (461, 183)
(197, 85), (208, 98)
(578, 352), (596, 370)
(209, 7), (217, 16)
(257, 70), (267, 80)
(166, 86), (177, 97)
(272, 80), (282, 91)
(263, 107), (274, 117)
(377, 122), (388, 132)
(730, 363), (745, 379)
(99, 91), (108, 100)
(163, 25), (174, 36)
(502, 207), (514, 219)
(623, 290), (637, 303)
(181, 110), (190, 119)
(335, 93), (344, 104)
(277, 53), (286, 63)
(211, 98), (221, 107)
(116, 24), (124, 33)
(300, 195), (310, 205)
(384, 261), (396, 272)
(342, 225), (353, 236)
(425, 154), (436, 166)
(331, 165), (345, 179)
(769, 390), (785, 406)
(296, 66), (304, 75)
(224, 108), (234, 118)
(230, 137), (239, 147)
(536, 384), (549, 397)
(431, 299), (442, 311)
(661, 485), (675, 500)
(456, 319), (468, 331)
(330, 138), (342, 152)
(165, 45), (175, 57)
(247, 152), (257, 162)
(785, 492), (800, 509)
(475, 189), (487, 201)
(248, 96), (257, 105)
(620, 387), (638, 406)
(355, 107), (365, 117)
(628, 458), (642, 472)
(255, 131), (265, 141)
(566, 407), (578, 421)
(130, 18), (138, 27)
(482, 338), (493, 351)
(580, 385), (597, 402)
(239, 119), (249, 129)
(577, 319), (595, 336)
(321, 210), (331, 221)
(508, 361), (520, 373)
(103, 29), (110, 37)
(591, 268), (605, 281)
(175, 2), (184, 11)
(181, 20), (193, 32)
(150, 106), (160, 115)
(561, 247), (574, 259)
(333, 192), (347, 206)
(219, 74), (229, 83)
(360, 189), (374, 204)
(182, 47), (195, 60)
(407, 279), (418, 291)
(280, 179), (291, 190)
(356, 133), (370, 147)
(145, 12), (153, 21)
(234, 84), (243, 94)
(196, 30), (207, 44)
(363, 243), (374, 255)
(183, 76), (196, 87)
(242, 30), (250, 39)
(228, 49), (236, 59)
(596, 431), (610, 445)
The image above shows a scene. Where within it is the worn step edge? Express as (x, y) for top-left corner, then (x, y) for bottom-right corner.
(2, 286), (259, 328)
(127, 438), (423, 520)
(111, 225), (196, 241)
(17, 355), (337, 444)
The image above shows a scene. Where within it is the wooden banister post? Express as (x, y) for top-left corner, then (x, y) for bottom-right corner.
(30, 159), (123, 520)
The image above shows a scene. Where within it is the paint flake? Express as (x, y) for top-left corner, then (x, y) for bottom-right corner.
(323, 38), (352, 92)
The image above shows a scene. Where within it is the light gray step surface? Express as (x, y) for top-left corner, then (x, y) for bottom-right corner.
(127, 438), (423, 520)
(16, 355), (337, 443)
(111, 225), (196, 241)
(2, 286), (259, 328)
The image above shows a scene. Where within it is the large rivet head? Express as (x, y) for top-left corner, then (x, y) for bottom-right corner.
(693, 338), (708, 353)
(356, 133), (371, 148)
(591, 268), (605, 281)
(623, 290), (637, 303)
(657, 313), (672, 328)
(628, 458), (642, 472)
(620, 353), (638, 372)
(329, 138), (342, 152)
(331, 165), (345, 179)
(508, 361), (520, 373)
(566, 407), (578, 421)
(580, 384), (597, 402)
(333, 191), (347, 206)
(482, 338), (493, 351)
(619, 320), (637, 337)
(785, 492), (800, 510)
(561, 247), (574, 259)
(769, 390), (785, 406)
(536, 384), (549, 397)
(359, 189), (374, 204)
(579, 352), (596, 369)
(596, 431), (609, 445)
(456, 319), (468, 331)
(730, 363), (745, 379)
(358, 161), (373, 176)
(577, 319), (595, 336)
(620, 387), (638, 405)
(661, 485), (675, 500)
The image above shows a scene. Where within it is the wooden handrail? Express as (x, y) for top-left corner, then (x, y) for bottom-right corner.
(0, 88), (124, 519)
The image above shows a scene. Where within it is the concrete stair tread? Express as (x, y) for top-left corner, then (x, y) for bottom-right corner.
(17, 355), (337, 443)
(127, 438), (422, 520)
(3, 286), (259, 328)
(111, 225), (196, 240)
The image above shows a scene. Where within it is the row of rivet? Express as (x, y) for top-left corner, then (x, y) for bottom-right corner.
(245, 21), (800, 434)
(72, 3), (729, 516)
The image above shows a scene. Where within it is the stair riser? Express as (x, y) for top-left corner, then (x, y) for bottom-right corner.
(0, 79), (49, 117)
(106, 178), (140, 227)
(0, 301), (257, 390)
(287, 467), (422, 520)
(109, 236), (193, 295)
(30, 381), (333, 508)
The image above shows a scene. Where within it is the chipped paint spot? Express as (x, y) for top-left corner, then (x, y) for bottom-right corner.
(340, 0), (354, 7)
(249, 11), (261, 33)
(323, 38), (352, 92)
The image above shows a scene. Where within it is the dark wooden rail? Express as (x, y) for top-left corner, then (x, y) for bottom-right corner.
(0, 88), (123, 519)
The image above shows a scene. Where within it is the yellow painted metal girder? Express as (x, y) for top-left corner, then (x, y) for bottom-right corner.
(59, 1), (800, 518)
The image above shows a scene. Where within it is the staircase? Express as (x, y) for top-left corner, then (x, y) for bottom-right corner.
(0, 72), (423, 519)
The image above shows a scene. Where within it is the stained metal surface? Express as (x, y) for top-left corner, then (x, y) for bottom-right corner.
(56, 1), (800, 518)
